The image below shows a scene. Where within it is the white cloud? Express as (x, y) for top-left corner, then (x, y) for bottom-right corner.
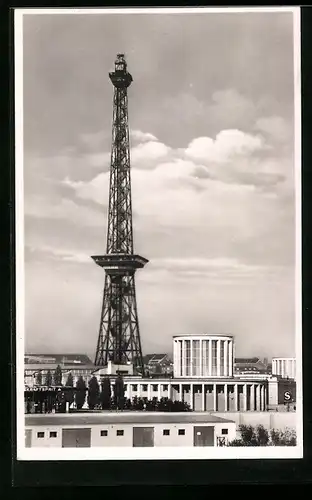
(254, 115), (292, 143)
(185, 129), (265, 163)
(63, 173), (109, 206)
(131, 129), (158, 142)
(86, 152), (110, 168)
(26, 244), (92, 264)
(131, 140), (171, 165)
(25, 196), (104, 227)
(80, 129), (107, 150)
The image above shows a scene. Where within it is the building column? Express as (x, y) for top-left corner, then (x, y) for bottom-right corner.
(224, 341), (228, 377)
(243, 384), (247, 411)
(228, 341), (233, 377)
(208, 340), (212, 376)
(199, 339), (203, 377)
(147, 383), (151, 400)
(261, 384), (265, 411)
(190, 383), (193, 410)
(179, 383), (182, 402)
(158, 384), (161, 401)
(256, 384), (261, 411)
(202, 384), (205, 412)
(234, 383), (238, 411)
(168, 382), (172, 400)
(217, 340), (221, 377)
(250, 384), (255, 411)
(182, 340), (185, 377)
(137, 384), (141, 398)
(224, 383), (228, 411)
(213, 384), (217, 411)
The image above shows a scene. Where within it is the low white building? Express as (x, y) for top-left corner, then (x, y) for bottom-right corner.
(25, 412), (236, 448)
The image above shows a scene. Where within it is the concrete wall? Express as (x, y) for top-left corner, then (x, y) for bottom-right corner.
(212, 411), (297, 436)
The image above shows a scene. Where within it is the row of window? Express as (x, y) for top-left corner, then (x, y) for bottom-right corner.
(130, 384), (169, 392)
(35, 428), (229, 439)
(37, 431), (57, 438)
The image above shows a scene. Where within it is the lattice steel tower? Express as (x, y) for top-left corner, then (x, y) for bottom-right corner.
(92, 54), (148, 374)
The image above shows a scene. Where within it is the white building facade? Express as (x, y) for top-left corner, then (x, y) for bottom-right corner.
(272, 358), (296, 380)
(25, 412), (236, 448)
(173, 334), (234, 378)
(116, 377), (267, 412)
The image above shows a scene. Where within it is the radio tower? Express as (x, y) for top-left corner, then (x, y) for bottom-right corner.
(92, 54), (148, 375)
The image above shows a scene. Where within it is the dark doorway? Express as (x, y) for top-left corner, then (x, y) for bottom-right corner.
(193, 426), (214, 446)
(62, 428), (91, 448)
(133, 427), (154, 447)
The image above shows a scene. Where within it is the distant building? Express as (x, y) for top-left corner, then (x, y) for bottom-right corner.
(24, 353), (95, 387)
(272, 358), (296, 380)
(234, 357), (271, 379)
(143, 353), (173, 376)
(25, 353), (93, 366)
(267, 376), (296, 410)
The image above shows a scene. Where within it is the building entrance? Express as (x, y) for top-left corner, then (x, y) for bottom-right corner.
(133, 427), (154, 447)
(62, 428), (91, 447)
(193, 426), (214, 446)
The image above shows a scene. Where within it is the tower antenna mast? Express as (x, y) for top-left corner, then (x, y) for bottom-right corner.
(92, 54), (148, 375)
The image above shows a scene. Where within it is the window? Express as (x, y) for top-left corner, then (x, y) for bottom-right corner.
(163, 429), (170, 436)
(101, 430), (108, 437)
(142, 384), (148, 392)
(37, 432), (44, 438)
(202, 340), (209, 376)
(178, 429), (185, 436)
(132, 384), (138, 391)
(211, 340), (217, 376)
(185, 340), (191, 376)
(116, 430), (124, 436)
(221, 428), (228, 435)
(220, 341), (225, 376)
(163, 385), (168, 391)
(49, 431), (57, 438)
(124, 384), (127, 390)
(152, 384), (158, 391)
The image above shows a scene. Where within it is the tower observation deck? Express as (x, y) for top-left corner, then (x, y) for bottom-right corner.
(92, 54), (148, 374)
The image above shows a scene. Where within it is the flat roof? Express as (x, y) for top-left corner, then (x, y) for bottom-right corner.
(173, 334), (233, 338)
(25, 412), (234, 426)
(25, 364), (95, 371)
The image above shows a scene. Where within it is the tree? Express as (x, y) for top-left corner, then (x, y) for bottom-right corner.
(53, 365), (63, 386)
(65, 372), (74, 387)
(270, 428), (296, 446)
(88, 376), (100, 410)
(114, 375), (125, 410)
(228, 424), (296, 447)
(65, 372), (74, 407)
(45, 370), (52, 387)
(75, 376), (87, 410)
(100, 377), (111, 410)
(35, 370), (42, 385)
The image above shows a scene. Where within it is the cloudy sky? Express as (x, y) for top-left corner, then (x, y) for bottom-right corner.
(21, 10), (297, 360)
